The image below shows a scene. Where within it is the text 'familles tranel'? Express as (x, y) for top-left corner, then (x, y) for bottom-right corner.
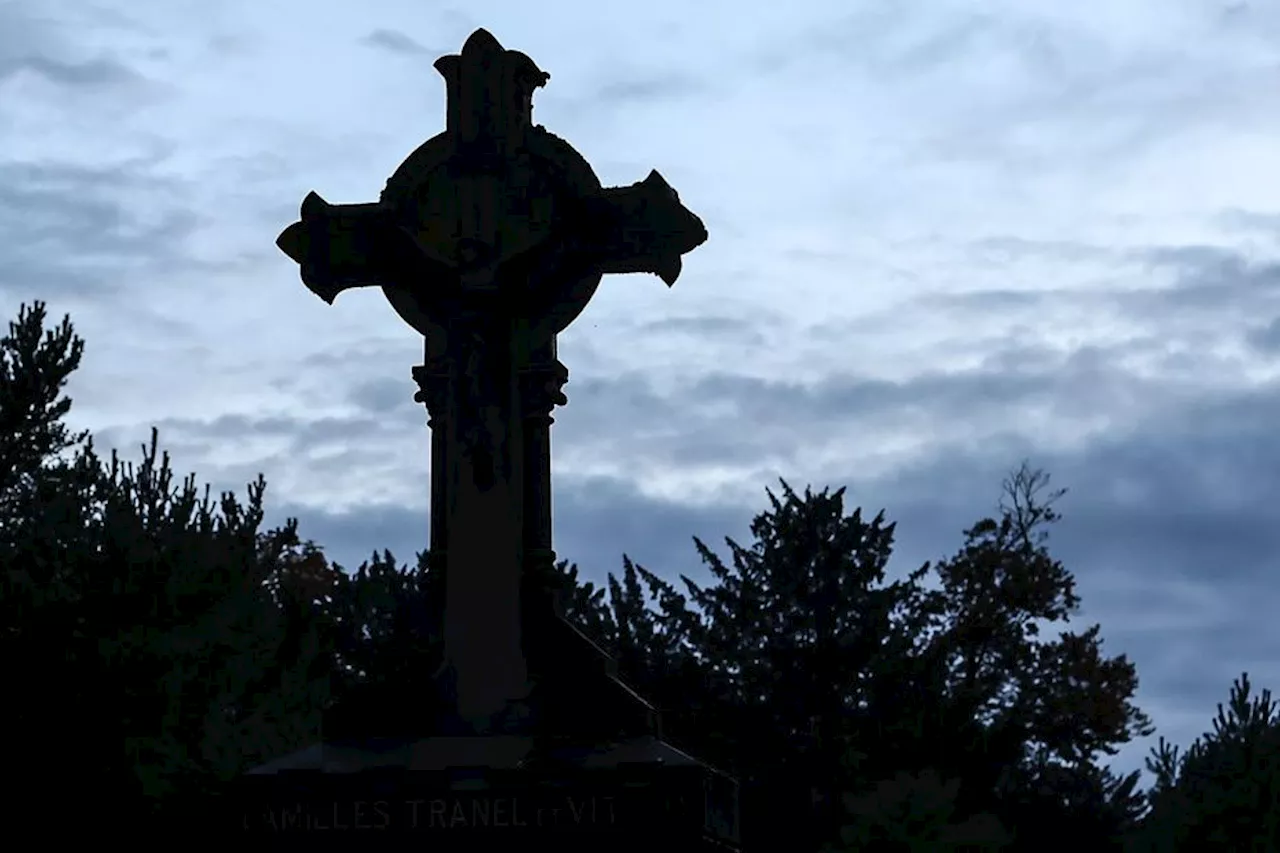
(243, 794), (620, 832)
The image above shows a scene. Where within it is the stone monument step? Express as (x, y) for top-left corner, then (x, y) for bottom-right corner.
(227, 735), (739, 851)
(246, 734), (703, 775)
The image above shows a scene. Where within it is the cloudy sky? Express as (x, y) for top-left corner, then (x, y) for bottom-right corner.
(4, 0), (1279, 781)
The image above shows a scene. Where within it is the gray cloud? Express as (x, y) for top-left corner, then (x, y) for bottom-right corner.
(548, 71), (717, 126)
(635, 314), (768, 346)
(1218, 208), (1280, 236)
(347, 376), (417, 415)
(0, 2), (147, 90)
(967, 236), (1122, 266)
(0, 158), (206, 299)
(553, 350), (1138, 480)
(591, 73), (709, 104)
(855, 239), (1280, 351)
(143, 411), (393, 458)
(1247, 318), (1280, 353)
(268, 472), (752, 596)
(1135, 246), (1280, 320)
(744, 3), (1278, 183)
(360, 29), (435, 58)
(0, 54), (142, 87)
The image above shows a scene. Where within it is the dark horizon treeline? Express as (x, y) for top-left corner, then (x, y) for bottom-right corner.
(3, 300), (1277, 850)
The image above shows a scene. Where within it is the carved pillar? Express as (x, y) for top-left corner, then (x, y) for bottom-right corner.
(518, 335), (568, 616)
(414, 317), (531, 732)
(412, 351), (451, 573)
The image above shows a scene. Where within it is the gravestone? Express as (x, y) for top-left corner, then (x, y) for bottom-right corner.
(223, 28), (739, 851)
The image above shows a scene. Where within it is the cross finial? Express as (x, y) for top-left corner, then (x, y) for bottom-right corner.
(434, 29), (550, 152)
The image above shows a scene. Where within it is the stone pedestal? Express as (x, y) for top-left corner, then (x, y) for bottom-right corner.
(225, 736), (738, 851)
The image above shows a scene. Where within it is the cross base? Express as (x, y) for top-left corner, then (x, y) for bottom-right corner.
(215, 735), (739, 852)
(317, 574), (661, 743)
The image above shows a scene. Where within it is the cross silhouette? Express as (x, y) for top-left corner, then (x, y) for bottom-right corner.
(274, 28), (707, 734)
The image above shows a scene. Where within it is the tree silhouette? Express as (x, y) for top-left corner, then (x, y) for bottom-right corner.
(917, 465), (1153, 848)
(1133, 672), (1280, 851)
(318, 548), (447, 738)
(825, 768), (1011, 851)
(553, 467), (1154, 851)
(0, 302), (87, 491)
(0, 302), (330, 825)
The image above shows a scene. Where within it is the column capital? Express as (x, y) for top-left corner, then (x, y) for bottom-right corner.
(518, 358), (568, 421)
(412, 360), (451, 425)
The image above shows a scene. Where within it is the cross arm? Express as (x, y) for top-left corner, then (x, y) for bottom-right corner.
(276, 191), (460, 305)
(471, 169), (707, 338)
(588, 170), (708, 286)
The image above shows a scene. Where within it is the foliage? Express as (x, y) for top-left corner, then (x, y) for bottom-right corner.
(0, 302), (330, 822)
(994, 756), (1145, 851)
(1132, 673), (1280, 852)
(0, 302), (88, 491)
(823, 768), (1011, 852)
(562, 465), (1153, 851)
(319, 548), (446, 737)
(913, 465), (1153, 848)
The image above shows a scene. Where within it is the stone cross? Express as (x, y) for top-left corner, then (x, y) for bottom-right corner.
(275, 29), (707, 734)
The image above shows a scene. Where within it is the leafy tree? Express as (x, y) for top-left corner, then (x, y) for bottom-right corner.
(925, 466), (1151, 762)
(556, 481), (926, 851)
(995, 755), (1145, 851)
(916, 464), (1154, 848)
(824, 768), (1011, 852)
(319, 548), (447, 738)
(557, 465), (1154, 852)
(677, 481), (924, 848)
(0, 302), (87, 503)
(1133, 673), (1280, 852)
(0, 302), (330, 823)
